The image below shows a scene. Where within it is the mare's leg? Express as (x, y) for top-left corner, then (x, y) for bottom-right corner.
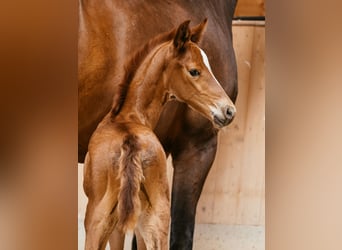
(170, 133), (218, 250)
(108, 228), (125, 250)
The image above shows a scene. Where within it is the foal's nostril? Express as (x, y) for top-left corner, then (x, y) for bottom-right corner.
(226, 106), (236, 119)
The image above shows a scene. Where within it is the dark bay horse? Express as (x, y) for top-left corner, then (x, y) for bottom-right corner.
(83, 19), (235, 250)
(79, 1), (238, 249)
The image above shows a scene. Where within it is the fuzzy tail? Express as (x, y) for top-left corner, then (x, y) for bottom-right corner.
(117, 134), (144, 231)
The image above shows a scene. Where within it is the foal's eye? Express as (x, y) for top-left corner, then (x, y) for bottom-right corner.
(189, 69), (200, 77)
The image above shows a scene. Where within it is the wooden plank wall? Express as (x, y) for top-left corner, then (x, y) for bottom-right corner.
(234, 0), (265, 17)
(195, 22), (265, 226)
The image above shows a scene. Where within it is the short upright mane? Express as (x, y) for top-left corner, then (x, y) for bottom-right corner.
(111, 28), (176, 117)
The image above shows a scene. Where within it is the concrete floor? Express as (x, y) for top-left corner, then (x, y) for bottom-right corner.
(78, 219), (264, 250)
(193, 224), (264, 250)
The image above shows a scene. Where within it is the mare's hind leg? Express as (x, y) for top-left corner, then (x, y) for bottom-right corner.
(170, 133), (218, 250)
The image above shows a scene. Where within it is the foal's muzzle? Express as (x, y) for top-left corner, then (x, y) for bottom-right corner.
(213, 105), (236, 128)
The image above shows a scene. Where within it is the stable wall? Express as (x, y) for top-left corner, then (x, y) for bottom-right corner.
(196, 21), (265, 226)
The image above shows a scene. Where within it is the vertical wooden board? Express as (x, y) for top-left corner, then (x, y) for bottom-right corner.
(197, 23), (265, 226)
(209, 127), (246, 224)
(219, 26), (259, 205)
(196, 193), (216, 223)
(198, 26), (256, 224)
(214, 25), (256, 224)
(210, 193), (240, 224)
(236, 26), (265, 225)
(259, 171), (265, 225)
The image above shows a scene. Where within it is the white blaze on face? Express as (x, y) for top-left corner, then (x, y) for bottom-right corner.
(198, 47), (236, 118)
(199, 48), (221, 87)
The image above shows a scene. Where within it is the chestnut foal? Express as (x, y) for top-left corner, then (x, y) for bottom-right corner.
(83, 19), (236, 250)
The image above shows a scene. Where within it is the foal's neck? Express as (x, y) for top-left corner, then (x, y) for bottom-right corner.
(116, 44), (170, 129)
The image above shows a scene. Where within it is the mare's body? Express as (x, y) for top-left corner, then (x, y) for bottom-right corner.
(79, 1), (238, 249)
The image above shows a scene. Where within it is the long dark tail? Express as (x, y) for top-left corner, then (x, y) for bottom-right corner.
(117, 135), (144, 231)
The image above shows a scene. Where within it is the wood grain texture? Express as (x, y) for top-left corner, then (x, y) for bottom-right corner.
(234, 0), (265, 17)
(196, 22), (265, 226)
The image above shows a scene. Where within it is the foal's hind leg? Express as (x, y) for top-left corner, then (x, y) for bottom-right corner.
(132, 229), (147, 250)
(110, 229), (145, 250)
(84, 195), (117, 250)
(137, 167), (170, 249)
(137, 196), (170, 250)
(84, 168), (119, 250)
(108, 228), (125, 250)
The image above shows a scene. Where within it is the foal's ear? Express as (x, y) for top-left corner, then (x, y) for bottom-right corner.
(190, 18), (208, 43)
(173, 20), (191, 51)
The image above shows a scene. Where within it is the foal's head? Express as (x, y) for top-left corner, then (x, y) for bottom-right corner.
(164, 19), (236, 128)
